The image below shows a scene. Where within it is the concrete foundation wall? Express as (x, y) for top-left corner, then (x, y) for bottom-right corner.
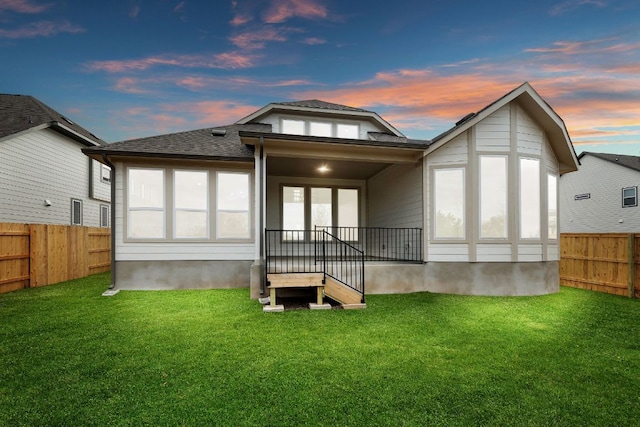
(366, 261), (559, 296)
(116, 259), (558, 297)
(115, 260), (253, 290)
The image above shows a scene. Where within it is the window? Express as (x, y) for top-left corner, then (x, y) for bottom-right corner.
(100, 204), (110, 228)
(71, 198), (82, 225)
(434, 168), (465, 239)
(126, 167), (251, 241)
(480, 156), (507, 238)
(174, 170), (208, 238)
(336, 124), (358, 139)
(281, 186), (359, 240)
(622, 186), (638, 208)
(282, 119), (305, 135)
(127, 168), (165, 239)
(216, 172), (250, 239)
(520, 158), (540, 239)
(548, 174), (558, 239)
(101, 164), (111, 183)
(309, 121), (332, 137)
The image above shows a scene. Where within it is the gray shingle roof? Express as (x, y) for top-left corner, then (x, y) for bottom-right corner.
(580, 152), (640, 173)
(367, 131), (431, 145)
(0, 94), (105, 145)
(272, 99), (372, 113)
(83, 123), (268, 161)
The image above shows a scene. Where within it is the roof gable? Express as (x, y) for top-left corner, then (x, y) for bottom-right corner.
(579, 151), (640, 173)
(427, 82), (579, 174)
(236, 99), (404, 137)
(0, 94), (105, 146)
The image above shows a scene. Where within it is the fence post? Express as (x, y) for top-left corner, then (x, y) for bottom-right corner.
(629, 234), (636, 299)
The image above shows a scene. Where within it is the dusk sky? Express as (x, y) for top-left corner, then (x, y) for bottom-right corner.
(1, 0), (639, 155)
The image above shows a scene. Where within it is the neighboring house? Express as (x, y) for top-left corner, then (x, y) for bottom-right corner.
(83, 82), (578, 298)
(0, 94), (111, 227)
(560, 152), (640, 233)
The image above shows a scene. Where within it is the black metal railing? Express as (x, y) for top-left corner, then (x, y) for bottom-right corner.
(314, 226), (423, 262)
(265, 229), (365, 298)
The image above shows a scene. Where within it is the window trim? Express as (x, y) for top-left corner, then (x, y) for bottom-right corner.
(479, 155), (508, 240)
(216, 171), (251, 240)
(173, 169), (210, 239)
(622, 186), (638, 208)
(71, 198), (83, 226)
(519, 157), (541, 240)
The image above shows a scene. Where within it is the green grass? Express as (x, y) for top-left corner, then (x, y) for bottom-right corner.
(2, 273), (640, 426)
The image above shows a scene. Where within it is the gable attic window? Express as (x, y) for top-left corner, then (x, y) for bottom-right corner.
(622, 186), (638, 208)
(282, 119), (305, 135)
(281, 118), (360, 139)
(336, 123), (358, 139)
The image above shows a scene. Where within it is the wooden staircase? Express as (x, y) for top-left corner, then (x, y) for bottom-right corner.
(265, 273), (365, 310)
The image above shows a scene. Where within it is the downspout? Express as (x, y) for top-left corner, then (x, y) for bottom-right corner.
(259, 135), (266, 295)
(102, 154), (117, 290)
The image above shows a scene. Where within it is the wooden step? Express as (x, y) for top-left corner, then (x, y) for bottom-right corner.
(324, 276), (363, 305)
(267, 273), (324, 288)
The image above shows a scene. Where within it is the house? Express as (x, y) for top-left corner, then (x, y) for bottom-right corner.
(0, 94), (111, 227)
(560, 152), (640, 233)
(83, 82), (578, 301)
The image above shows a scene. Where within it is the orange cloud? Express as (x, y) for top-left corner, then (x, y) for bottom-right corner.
(0, 0), (51, 13)
(263, 0), (328, 23)
(86, 52), (258, 73)
(0, 21), (84, 38)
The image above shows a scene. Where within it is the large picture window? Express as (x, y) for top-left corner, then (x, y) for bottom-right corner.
(126, 167), (251, 241)
(480, 156), (507, 239)
(434, 168), (465, 239)
(128, 168), (165, 238)
(520, 158), (540, 239)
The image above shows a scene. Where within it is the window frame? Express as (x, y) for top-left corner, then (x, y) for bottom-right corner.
(519, 157), (541, 240)
(479, 155), (508, 240)
(71, 198), (83, 226)
(101, 164), (111, 183)
(216, 171), (251, 240)
(432, 167), (466, 241)
(622, 186), (638, 208)
(100, 204), (110, 228)
(173, 169), (209, 239)
(279, 117), (360, 139)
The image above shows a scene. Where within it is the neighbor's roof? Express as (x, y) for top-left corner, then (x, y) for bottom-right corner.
(427, 82), (579, 175)
(579, 151), (640, 173)
(0, 94), (105, 146)
(83, 123), (268, 162)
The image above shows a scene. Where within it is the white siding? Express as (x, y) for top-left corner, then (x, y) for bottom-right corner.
(516, 106), (543, 156)
(518, 244), (543, 261)
(427, 243), (469, 261)
(547, 244), (559, 260)
(476, 244), (512, 262)
(476, 105), (510, 152)
(0, 129), (107, 226)
(560, 154), (640, 232)
(428, 132), (469, 165)
(367, 163), (422, 228)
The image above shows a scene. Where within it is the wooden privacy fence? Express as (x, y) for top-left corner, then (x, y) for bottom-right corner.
(560, 233), (640, 298)
(0, 223), (110, 294)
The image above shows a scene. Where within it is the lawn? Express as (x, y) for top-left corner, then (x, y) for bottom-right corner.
(1, 273), (639, 426)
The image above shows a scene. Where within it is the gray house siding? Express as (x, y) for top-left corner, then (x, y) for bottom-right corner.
(560, 154), (640, 232)
(0, 128), (108, 227)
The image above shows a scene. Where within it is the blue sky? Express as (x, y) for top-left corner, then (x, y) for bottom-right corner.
(1, 0), (639, 155)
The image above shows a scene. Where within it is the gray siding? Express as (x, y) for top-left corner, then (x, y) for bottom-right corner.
(367, 163), (423, 228)
(0, 128), (108, 226)
(560, 154), (640, 232)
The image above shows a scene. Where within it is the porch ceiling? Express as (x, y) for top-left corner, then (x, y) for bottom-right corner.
(267, 156), (391, 180)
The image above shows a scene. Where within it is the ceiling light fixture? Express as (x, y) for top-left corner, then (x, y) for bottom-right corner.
(317, 165), (330, 173)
